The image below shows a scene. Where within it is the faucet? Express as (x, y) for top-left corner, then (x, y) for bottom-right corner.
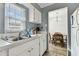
(5, 36), (8, 40)
(18, 31), (23, 40)
(19, 32), (21, 38)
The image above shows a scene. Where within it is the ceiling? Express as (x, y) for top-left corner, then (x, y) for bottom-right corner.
(38, 3), (55, 8)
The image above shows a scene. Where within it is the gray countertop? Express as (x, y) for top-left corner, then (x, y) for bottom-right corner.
(0, 33), (46, 51)
(0, 39), (10, 51)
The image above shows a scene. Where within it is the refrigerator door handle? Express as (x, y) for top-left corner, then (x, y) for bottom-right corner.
(71, 16), (74, 25)
(76, 29), (79, 46)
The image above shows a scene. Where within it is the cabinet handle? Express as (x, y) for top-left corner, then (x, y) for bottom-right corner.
(31, 48), (33, 50)
(28, 50), (31, 52)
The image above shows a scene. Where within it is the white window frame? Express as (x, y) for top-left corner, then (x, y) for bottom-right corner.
(5, 3), (26, 33)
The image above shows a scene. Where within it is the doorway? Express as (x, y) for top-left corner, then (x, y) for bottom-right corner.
(45, 7), (68, 56)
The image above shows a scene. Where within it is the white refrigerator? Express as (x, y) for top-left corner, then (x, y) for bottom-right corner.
(71, 8), (79, 56)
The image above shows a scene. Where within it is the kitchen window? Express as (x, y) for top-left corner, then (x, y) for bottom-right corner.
(5, 3), (26, 33)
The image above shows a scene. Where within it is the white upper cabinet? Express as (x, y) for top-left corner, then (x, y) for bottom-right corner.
(29, 5), (35, 22)
(39, 34), (47, 56)
(35, 8), (41, 23)
(29, 5), (41, 23)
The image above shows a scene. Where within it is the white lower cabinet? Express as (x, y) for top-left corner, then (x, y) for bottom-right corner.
(9, 39), (39, 56)
(0, 34), (47, 56)
(9, 42), (31, 56)
(40, 37), (44, 56)
(40, 34), (47, 56)
(0, 50), (8, 56)
(43, 35), (47, 52)
(30, 39), (39, 56)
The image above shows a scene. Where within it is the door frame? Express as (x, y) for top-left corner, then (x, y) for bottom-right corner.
(47, 7), (69, 56)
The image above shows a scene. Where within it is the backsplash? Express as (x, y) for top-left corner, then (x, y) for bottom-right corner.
(0, 33), (3, 39)
(26, 22), (43, 31)
(0, 33), (19, 39)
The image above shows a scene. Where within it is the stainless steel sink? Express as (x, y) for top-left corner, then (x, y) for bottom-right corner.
(2, 36), (28, 43)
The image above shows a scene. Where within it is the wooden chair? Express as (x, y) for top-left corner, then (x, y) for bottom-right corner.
(52, 32), (64, 47)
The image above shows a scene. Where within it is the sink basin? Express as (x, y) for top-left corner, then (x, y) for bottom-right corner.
(0, 39), (10, 47)
(4, 36), (28, 43)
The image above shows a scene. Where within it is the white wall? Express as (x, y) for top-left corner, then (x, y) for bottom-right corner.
(48, 7), (68, 35)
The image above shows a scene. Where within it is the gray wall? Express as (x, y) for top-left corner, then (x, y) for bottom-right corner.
(0, 3), (5, 33)
(41, 3), (79, 54)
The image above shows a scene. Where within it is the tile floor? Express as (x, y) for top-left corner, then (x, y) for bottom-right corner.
(44, 42), (67, 56)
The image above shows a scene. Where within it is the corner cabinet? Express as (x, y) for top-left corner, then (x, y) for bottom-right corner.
(29, 5), (41, 23)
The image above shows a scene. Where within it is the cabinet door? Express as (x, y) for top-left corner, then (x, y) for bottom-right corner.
(35, 8), (41, 23)
(29, 5), (41, 23)
(37, 10), (41, 23)
(35, 9), (38, 22)
(30, 39), (39, 56)
(0, 50), (8, 56)
(39, 37), (44, 56)
(9, 42), (31, 56)
(29, 6), (34, 22)
(9, 39), (40, 56)
(43, 35), (47, 52)
(17, 49), (31, 56)
(43, 38), (47, 52)
(39, 34), (47, 56)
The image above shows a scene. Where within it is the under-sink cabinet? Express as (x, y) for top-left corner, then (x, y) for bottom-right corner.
(9, 41), (31, 56)
(9, 39), (39, 56)
(0, 50), (8, 56)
